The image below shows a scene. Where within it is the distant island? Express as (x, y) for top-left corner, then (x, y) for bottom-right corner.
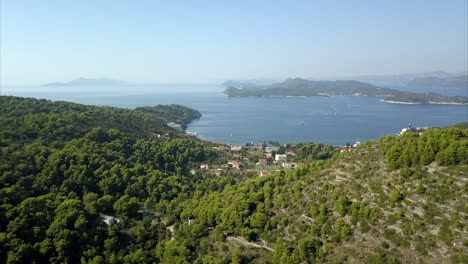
(405, 75), (468, 89)
(221, 80), (259, 90)
(221, 78), (281, 89)
(326, 71), (466, 86)
(223, 78), (398, 97)
(222, 78), (468, 105)
(43, 77), (128, 87)
(336, 71), (455, 85)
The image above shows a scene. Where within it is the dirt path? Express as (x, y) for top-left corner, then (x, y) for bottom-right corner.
(300, 214), (315, 223)
(227, 236), (274, 252)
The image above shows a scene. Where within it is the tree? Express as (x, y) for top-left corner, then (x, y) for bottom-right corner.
(298, 237), (322, 263)
(113, 195), (139, 219)
(230, 248), (242, 264)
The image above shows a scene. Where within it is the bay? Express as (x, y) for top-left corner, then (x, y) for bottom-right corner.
(2, 84), (467, 146)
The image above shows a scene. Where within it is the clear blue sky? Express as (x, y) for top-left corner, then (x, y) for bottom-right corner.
(1, 0), (467, 85)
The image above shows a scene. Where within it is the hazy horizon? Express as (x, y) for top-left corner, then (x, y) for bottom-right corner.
(2, 70), (467, 88)
(1, 0), (467, 86)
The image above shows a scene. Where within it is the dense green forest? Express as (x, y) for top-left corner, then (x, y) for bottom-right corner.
(135, 105), (201, 130)
(1, 96), (467, 263)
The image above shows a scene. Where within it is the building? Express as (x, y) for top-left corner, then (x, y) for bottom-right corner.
(230, 144), (242, 151)
(286, 150), (296, 156)
(102, 216), (120, 225)
(266, 153), (273, 158)
(227, 161), (241, 169)
(282, 162), (294, 168)
(275, 154), (287, 161)
(256, 159), (268, 165)
(265, 146), (280, 153)
(200, 163), (209, 170)
(215, 169), (222, 176)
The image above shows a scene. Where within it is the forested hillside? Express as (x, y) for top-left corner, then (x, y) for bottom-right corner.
(0, 96), (221, 263)
(177, 128), (467, 263)
(135, 105), (201, 130)
(0, 96), (467, 263)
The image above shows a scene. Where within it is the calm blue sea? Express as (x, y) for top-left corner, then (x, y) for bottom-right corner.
(2, 84), (467, 146)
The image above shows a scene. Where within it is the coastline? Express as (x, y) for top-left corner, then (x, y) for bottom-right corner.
(380, 99), (421, 105)
(381, 99), (467, 105)
(222, 94), (330, 99)
(428, 101), (467, 105)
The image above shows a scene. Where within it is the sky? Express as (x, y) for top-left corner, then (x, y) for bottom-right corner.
(1, 0), (467, 85)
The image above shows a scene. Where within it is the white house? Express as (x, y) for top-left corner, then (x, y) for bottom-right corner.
(200, 163), (209, 170)
(282, 162), (294, 169)
(275, 154), (287, 161)
(230, 145), (242, 151)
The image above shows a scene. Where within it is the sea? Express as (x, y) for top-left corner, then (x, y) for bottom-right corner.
(2, 84), (467, 146)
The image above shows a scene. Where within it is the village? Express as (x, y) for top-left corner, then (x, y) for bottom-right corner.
(185, 123), (430, 179)
(190, 137), (362, 178)
(99, 126), (416, 227)
(196, 141), (296, 177)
